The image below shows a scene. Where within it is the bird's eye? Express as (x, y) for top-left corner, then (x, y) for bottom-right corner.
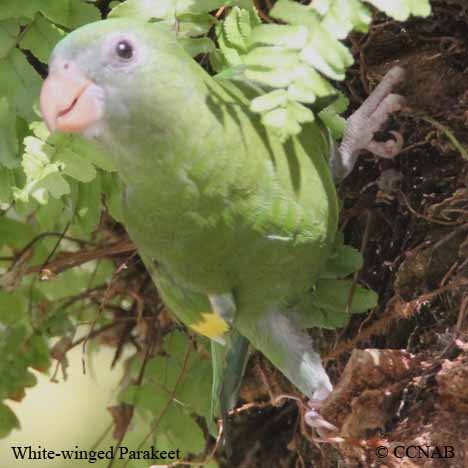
(115, 40), (134, 60)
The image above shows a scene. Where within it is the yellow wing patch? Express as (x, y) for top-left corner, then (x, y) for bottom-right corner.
(191, 312), (229, 340)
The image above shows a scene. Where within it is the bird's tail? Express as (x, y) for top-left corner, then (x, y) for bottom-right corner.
(210, 329), (250, 454)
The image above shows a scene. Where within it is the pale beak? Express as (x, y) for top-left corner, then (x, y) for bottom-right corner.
(40, 60), (103, 134)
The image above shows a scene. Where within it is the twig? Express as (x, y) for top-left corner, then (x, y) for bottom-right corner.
(25, 240), (136, 276)
(398, 191), (462, 226)
(70, 322), (122, 350)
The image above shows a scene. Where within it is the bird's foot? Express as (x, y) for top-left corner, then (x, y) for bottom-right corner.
(333, 66), (406, 181)
(342, 66), (406, 159)
(304, 387), (341, 442)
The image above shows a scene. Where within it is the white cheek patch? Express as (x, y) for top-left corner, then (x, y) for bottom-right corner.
(82, 84), (106, 139)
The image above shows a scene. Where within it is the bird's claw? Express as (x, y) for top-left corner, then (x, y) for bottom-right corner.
(304, 395), (338, 436)
(366, 130), (404, 159)
(336, 66), (406, 179)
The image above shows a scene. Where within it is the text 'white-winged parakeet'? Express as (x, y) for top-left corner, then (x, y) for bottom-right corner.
(39, 18), (404, 433)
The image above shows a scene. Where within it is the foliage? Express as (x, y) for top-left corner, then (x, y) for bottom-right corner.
(0, 0), (430, 460)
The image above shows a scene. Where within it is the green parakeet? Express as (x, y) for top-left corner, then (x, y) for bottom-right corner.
(39, 18), (404, 429)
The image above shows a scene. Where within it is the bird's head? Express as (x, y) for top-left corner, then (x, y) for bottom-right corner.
(40, 19), (182, 139)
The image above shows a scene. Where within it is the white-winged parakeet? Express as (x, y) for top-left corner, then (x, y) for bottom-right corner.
(39, 18), (404, 434)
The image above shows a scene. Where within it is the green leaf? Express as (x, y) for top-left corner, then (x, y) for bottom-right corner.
(19, 14), (65, 63)
(216, 5), (260, 67)
(224, 7), (249, 51)
(160, 332), (190, 365)
(0, 168), (15, 203)
(300, 28), (353, 80)
(35, 196), (66, 230)
(109, 0), (176, 20)
(319, 91), (349, 139)
(287, 80), (317, 104)
(0, 1), (37, 21)
(31, 122), (116, 172)
(237, 4), (257, 41)
(38, 1), (101, 29)
(245, 67), (297, 88)
(250, 90), (288, 114)
(310, 0), (331, 15)
(0, 19), (19, 59)
(406, 0), (432, 17)
(182, 0), (227, 15)
(179, 37), (215, 57)
(67, 135), (116, 172)
(14, 123), (115, 206)
(261, 107), (288, 130)
(0, 316), (45, 411)
(0, 216), (37, 250)
(322, 244), (363, 278)
(146, 357), (182, 391)
(0, 1), (99, 29)
(294, 66), (336, 98)
(312, 279), (378, 315)
(250, 24), (309, 49)
(101, 172), (124, 222)
(23, 334), (50, 371)
(296, 279), (377, 328)
(288, 101), (314, 124)
(55, 147), (97, 183)
(0, 291), (27, 326)
(366, 0), (431, 21)
(270, 0), (320, 29)
(0, 403), (20, 438)
(175, 358), (212, 418)
(245, 47), (299, 69)
(13, 136), (69, 204)
(30, 122), (115, 175)
(75, 176), (102, 233)
(217, 33), (243, 67)
(0, 48), (41, 121)
(0, 97), (19, 168)
(176, 13), (216, 37)
(160, 404), (205, 454)
(325, 0), (371, 38)
(262, 107), (300, 136)
(121, 383), (168, 414)
(38, 172), (71, 199)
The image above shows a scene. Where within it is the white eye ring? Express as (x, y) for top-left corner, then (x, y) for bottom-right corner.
(101, 32), (142, 69)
